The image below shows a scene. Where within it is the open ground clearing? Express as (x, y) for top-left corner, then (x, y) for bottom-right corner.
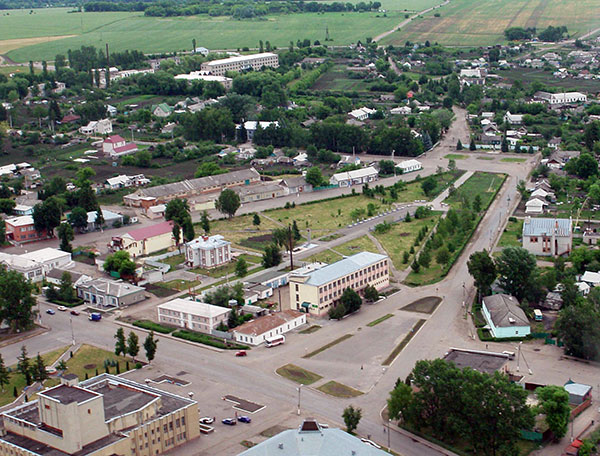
(381, 0), (600, 47)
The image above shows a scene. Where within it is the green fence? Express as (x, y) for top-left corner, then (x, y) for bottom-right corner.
(521, 430), (543, 442)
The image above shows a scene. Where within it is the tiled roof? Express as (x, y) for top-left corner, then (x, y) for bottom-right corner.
(105, 135), (125, 144)
(124, 221), (174, 241)
(483, 294), (529, 328)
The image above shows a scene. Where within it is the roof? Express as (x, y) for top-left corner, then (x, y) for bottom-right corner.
(397, 159), (422, 168)
(522, 217), (571, 237)
(186, 234), (230, 250)
(444, 349), (508, 375)
(247, 269), (288, 284)
(148, 204), (166, 213)
(483, 294), (529, 328)
(234, 310), (304, 336)
(238, 420), (388, 455)
(21, 248), (71, 263)
(580, 271), (600, 284)
(104, 135), (125, 144)
(296, 251), (388, 287)
(39, 384), (99, 405)
(331, 166), (378, 182)
(158, 298), (231, 318)
(234, 183), (283, 197)
(564, 382), (592, 397)
(112, 143), (138, 154)
(5, 215), (34, 227)
(280, 177), (309, 188)
(204, 52), (277, 66)
(123, 221), (174, 241)
(526, 197), (547, 207)
(46, 268), (86, 282)
(86, 209), (122, 224)
(78, 278), (144, 298)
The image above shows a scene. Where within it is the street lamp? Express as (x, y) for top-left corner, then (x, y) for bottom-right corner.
(297, 384), (303, 415)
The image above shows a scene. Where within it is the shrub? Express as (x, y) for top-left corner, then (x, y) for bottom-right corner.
(135, 362), (142, 369)
(172, 330), (249, 350)
(133, 320), (174, 334)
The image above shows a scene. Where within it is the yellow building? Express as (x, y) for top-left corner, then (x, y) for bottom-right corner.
(111, 221), (181, 258)
(0, 374), (199, 456)
(289, 252), (389, 316)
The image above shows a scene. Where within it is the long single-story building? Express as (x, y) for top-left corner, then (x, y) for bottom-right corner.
(232, 310), (306, 346)
(77, 278), (145, 307)
(329, 166), (378, 187)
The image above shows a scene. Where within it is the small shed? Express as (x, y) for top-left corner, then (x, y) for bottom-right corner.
(564, 381), (592, 405)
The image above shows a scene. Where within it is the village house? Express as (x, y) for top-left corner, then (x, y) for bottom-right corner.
(105, 174), (149, 190)
(279, 176), (313, 195)
(145, 204), (166, 219)
(5, 215), (48, 243)
(504, 111), (523, 125)
(482, 294), (531, 339)
(329, 166), (378, 187)
(110, 221), (181, 257)
(152, 103), (174, 118)
(185, 235), (231, 268)
(46, 268), (92, 287)
(157, 298), (230, 333)
(232, 310), (306, 346)
(348, 107), (376, 121)
(525, 197), (548, 215)
(79, 119), (113, 135)
(390, 106), (412, 115)
(396, 159), (422, 174)
(237, 121), (279, 142)
(102, 135), (138, 158)
(77, 278), (145, 307)
(522, 217), (572, 257)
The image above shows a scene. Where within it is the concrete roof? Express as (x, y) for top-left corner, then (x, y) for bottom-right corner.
(21, 248), (71, 263)
(5, 215), (34, 227)
(158, 298), (231, 319)
(522, 217), (571, 237)
(204, 52), (277, 66)
(40, 384), (100, 405)
(483, 294), (529, 328)
(298, 251), (387, 287)
(564, 382), (592, 397)
(444, 349), (507, 375)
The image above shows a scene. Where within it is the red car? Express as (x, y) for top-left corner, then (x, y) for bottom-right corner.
(70, 310), (80, 316)
(235, 350), (247, 357)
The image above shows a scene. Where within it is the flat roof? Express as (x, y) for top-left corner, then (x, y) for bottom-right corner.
(234, 310), (304, 336)
(204, 52), (277, 66)
(21, 248), (71, 263)
(158, 298), (231, 319)
(40, 384), (99, 405)
(5, 215), (34, 226)
(298, 251), (388, 287)
(444, 349), (507, 375)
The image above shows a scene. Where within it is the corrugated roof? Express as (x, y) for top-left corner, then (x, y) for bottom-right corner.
(522, 217), (571, 237)
(298, 251), (388, 287)
(331, 166), (378, 182)
(234, 310), (303, 336)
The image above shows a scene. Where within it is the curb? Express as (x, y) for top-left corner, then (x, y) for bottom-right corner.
(0, 325), (50, 349)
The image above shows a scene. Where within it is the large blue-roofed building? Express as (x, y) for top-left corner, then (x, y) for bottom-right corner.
(289, 251), (389, 316)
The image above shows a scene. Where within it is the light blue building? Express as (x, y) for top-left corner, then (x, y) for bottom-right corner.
(482, 294), (530, 339)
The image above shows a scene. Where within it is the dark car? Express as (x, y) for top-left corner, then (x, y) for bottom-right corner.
(70, 310), (80, 316)
(222, 418), (236, 426)
(238, 416), (251, 423)
(46, 309), (55, 315)
(235, 350), (247, 357)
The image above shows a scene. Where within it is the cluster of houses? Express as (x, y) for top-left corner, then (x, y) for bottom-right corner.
(0, 162), (41, 189)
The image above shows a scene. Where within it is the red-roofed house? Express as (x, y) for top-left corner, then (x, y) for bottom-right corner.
(110, 221), (181, 257)
(60, 114), (81, 124)
(102, 135), (138, 158)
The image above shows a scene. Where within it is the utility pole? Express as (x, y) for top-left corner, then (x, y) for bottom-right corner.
(105, 43), (110, 89)
(387, 419), (391, 451)
(288, 224), (294, 271)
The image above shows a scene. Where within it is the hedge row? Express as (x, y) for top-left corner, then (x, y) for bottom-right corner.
(132, 320), (174, 334)
(172, 330), (249, 350)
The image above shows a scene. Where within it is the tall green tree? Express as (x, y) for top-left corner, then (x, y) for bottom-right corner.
(252, 213), (261, 226)
(555, 301), (600, 360)
(341, 288), (362, 314)
(0, 267), (37, 332)
(114, 328), (126, 356)
(467, 250), (497, 298)
(305, 166), (324, 187)
(127, 332), (140, 361)
(143, 331), (158, 363)
(235, 257), (248, 278)
(495, 247), (537, 301)
(69, 206), (88, 232)
(262, 243), (282, 268)
(57, 222), (74, 253)
(58, 272), (74, 303)
(215, 189), (241, 218)
(0, 354), (8, 392)
(342, 405), (362, 434)
(32, 353), (48, 383)
(17, 345), (32, 385)
(537, 386), (570, 439)
(32, 196), (63, 237)
(200, 210), (210, 234)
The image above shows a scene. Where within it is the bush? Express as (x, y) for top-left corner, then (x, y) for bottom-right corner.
(135, 362), (142, 369)
(133, 320), (174, 334)
(172, 330), (249, 350)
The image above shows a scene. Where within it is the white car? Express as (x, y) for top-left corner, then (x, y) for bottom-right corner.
(57, 306), (67, 312)
(199, 417), (215, 425)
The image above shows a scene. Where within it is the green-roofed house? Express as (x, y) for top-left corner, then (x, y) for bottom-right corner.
(152, 103), (174, 118)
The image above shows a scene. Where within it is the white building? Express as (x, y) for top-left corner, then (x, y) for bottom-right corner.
(329, 166), (378, 187)
(232, 310), (306, 346)
(185, 235), (232, 268)
(79, 119), (113, 135)
(201, 52), (279, 76)
(504, 111), (523, 125)
(525, 197), (547, 214)
(534, 91), (588, 104)
(157, 298), (230, 333)
(390, 106), (411, 115)
(105, 174), (149, 189)
(348, 107), (377, 121)
(20, 248), (72, 274)
(102, 135), (138, 158)
(482, 294), (530, 339)
(522, 217), (572, 257)
(238, 121), (279, 141)
(396, 159), (422, 174)
(174, 72), (233, 89)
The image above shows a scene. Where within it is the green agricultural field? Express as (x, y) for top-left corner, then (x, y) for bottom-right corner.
(5, 9), (403, 62)
(311, 0), (439, 12)
(381, 0), (600, 47)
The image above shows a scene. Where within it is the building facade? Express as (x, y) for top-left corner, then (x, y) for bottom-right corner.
(329, 166), (379, 187)
(77, 278), (145, 307)
(5, 216), (48, 243)
(185, 235), (231, 268)
(482, 294), (530, 339)
(0, 374), (199, 456)
(200, 52), (278, 76)
(289, 252), (389, 316)
(157, 298), (230, 333)
(111, 221), (180, 257)
(233, 310), (306, 346)
(522, 217), (572, 257)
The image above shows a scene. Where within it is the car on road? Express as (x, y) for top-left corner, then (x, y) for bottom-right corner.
(46, 309), (55, 315)
(237, 416), (251, 423)
(235, 350), (247, 357)
(222, 418), (236, 426)
(361, 438), (382, 449)
(199, 417), (214, 425)
(57, 306), (67, 311)
(70, 310), (80, 316)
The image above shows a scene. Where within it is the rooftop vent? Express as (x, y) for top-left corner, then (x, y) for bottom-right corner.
(508, 317), (516, 324)
(278, 443), (284, 450)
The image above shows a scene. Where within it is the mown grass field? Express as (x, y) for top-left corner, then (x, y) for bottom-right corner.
(381, 0), (600, 47)
(497, 218), (524, 249)
(306, 235), (379, 264)
(5, 8), (403, 62)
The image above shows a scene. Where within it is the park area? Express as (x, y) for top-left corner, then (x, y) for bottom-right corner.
(381, 0), (600, 47)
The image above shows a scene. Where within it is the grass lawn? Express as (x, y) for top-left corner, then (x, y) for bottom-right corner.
(158, 278), (202, 291)
(444, 154), (467, 160)
(59, 344), (131, 381)
(367, 314), (394, 327)
(306, 235), (379, 264)
(191, 255), (263, 278)
(477, 156), (495, 160)
(446, 172), (504, 210)
(0, 346), (68, 407)
(311, 64), (374, 92)
(207, 214), (280, 251)
(303, 334), (353, 359)
(381, 0), (600, 47)
(276, 364), (322, 385)
(6, 9), (404, 62)
(160, 253), (185, 270)
(500, 157), (527, 163)
(498, 218), (524, 249)
(299, 325), (321, 334)
(317, 380), (363, 398)
(394, 171), (464, 203)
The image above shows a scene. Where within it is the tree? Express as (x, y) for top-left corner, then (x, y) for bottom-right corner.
(253, 213), (261, 226)
(469, 138), (476, 151)
(69, 206), (88, 232)
(556, 301), (600, 360)
(215, 189), (241, 218)
(103, 251), (136, 277)
(388, 381), (413, 421)
(0, 354), (9, 392)
(17, 346), (32, 385)
(114, 328), (126, 356)
(328, 302), (346, 319)
(127, 331), (140, 361)
(200, 211), (210, 234)
(165, 199), (191, 226)
(341, 287), (362, 314)
(411, 260), (420, 273)
(305, 166), (324, 187)
(473, 194), (482, 213)
(456, 140), (463, 150)
(95, 208), (104, 228)
(495, 247), (537, 301)
(292, 220), (301, 241)
(342, 405), (362, 434)
(262, 244), (282, 268)
(501, 137), (509, 152)
(0, 267), (37, 332)
(32, 353), (48, 383)
(58, 272), (75, 303)
(32, 196), (63, 237)
(363, 285), (379, 302)
(402, 251), (410, 264)
(57, 222), (74, 253)
(436, 247), (450, 266)
(379, 159), (396, 176)
(235, 257), (248, 278)
(182, 218), (195, 242)
(537, 386), (570, 439)
(419, 250), (431, 269)
(467, 250), (497, 299)
(421, 176), (437, 197)
(143, 331), (158, 363)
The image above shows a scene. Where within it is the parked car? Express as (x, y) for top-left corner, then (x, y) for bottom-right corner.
(57, 306), (67, 311)
(89, 312), (101, 321)
(222, 418), (236, 426)
(238, 416), (251, 423)
(70, 310), (80, 316)
(46, 309), (55, 315)
(199, 417), (214, 425)
(235, 350), (247, 357)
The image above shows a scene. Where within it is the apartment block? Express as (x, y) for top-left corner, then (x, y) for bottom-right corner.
(200, 53), (278, 76)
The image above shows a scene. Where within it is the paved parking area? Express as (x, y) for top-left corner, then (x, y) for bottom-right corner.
(297, 312), (419, 391)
